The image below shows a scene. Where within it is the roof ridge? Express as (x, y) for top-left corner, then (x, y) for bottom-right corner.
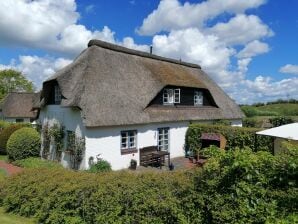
(88, 39), (201, 69)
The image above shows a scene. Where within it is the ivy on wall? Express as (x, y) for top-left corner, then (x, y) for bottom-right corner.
(48, 123), (65, 161)
(42, 122), (50, 159)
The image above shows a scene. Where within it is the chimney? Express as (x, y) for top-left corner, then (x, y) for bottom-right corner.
(150, 45), (153, 54)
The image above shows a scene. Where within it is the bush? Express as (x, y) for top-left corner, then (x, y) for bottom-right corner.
(0, 169), (197, 223)
(0, 120), (10, 130)
(242, 117), (258, 127)
(0, 124), (26, 154)
(7, 127), (40, 161)
(269, 116), (294, 127)
(13, 157), (62, 169)
(0, 146), (297, 223)
(185, 124), (272, 153)
(88, 160), (112, 173)
(194, 145), (298, 223)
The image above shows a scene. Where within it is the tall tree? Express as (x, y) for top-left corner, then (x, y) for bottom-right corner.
(0, 69), (35, 101)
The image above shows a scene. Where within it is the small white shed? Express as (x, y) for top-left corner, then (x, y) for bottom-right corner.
(256, 123), (298, 155)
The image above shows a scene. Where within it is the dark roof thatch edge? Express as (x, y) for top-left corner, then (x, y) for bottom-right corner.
(88, 39), (201, 69)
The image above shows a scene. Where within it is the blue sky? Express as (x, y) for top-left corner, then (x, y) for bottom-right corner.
(0, 0), (297, 104)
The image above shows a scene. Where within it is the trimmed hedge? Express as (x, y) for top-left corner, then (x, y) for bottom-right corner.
(7, 127), (40, 161)
(0, 145), (297, 223)
(0, 169), (198, 223)
(0, 124), (26, 155)
(185, 124), (272, 153)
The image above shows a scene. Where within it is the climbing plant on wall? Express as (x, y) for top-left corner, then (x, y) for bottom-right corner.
(42, 122), (50, 159)
(66, 131), (85, 170)
(49, 123), (65, 161)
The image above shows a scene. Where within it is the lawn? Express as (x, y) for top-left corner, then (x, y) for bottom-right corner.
(0, 168), (6, 181)
(0, 208), (35, 224)
(241, 103), (298, 117)
(0, 155), (7, 161)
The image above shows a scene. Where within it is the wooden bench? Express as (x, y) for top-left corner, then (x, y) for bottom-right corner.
(139, 146), (158, 167)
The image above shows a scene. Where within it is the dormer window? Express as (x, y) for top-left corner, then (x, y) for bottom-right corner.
(54, 85), (62, 104)
(194, 90), (203, 106)
(163, 88), (180, 105)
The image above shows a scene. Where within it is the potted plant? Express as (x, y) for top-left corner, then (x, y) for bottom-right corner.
(130, 159), (137, 170)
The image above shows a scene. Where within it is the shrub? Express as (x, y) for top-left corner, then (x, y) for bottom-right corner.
(0, 124), (26, 155)
(242, 117), (257, 127)
(185, 124), (272, 153)
(0, 120), (10, 130)
(88, 160), (112, 173)
(269, 116), (294, 127)
(6, 127), (40, 161)
(0, 169), (198, 223)
(13, 157), (62, 169)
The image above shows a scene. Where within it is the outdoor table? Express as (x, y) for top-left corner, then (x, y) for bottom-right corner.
(151, 151), (170, 169)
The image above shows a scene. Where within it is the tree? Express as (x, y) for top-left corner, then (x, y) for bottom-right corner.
(0, 69), (35, 101)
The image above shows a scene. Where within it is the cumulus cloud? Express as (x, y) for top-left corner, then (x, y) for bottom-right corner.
(237, 40), (270, 58)
(0, 0), (117, 56)
(0, 55), (72, 88)
(137, 0), (266, 35)
(207, 14), (273, 46)
(279, 64), (298, 75)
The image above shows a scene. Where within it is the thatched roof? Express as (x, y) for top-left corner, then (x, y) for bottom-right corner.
(1, 92), (37, 119)
(41, 40), (244, 127)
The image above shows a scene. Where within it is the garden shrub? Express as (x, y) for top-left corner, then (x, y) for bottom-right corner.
(242, 117), (258, 127)
(13, 157), (62, 169)
(185, 124), (272, 153)
(0, 123), (26, 154)
(88, 160), (112, 173)
(269, 116), (294, 127)
(0, 120), (10, 130)
(7, 127), (40, 161)
(0, 145), (297, 223)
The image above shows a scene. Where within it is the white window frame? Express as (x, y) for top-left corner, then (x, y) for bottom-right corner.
(163, 88), (180, 104)
(121, 130), (137, 150)
(158, 127), (169, 151)
(54, 85), (62, 104)
(194, 90), (203, 106)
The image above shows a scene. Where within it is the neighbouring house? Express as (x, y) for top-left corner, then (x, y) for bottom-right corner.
(36, 40), (244, 170)
(0, 92), (39, 123)
(256, 122), (298, 155)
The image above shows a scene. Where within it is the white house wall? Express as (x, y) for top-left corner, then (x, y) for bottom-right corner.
(39, 105), (86, 169)
(85, 121), (189, 170)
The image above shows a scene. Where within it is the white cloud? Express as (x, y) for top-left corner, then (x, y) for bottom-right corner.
(237, 40), (270, 58)
(207, 14), (273, 46)
(0, 0), (117, 56)
(85, 4), (95, 13)
(152, 28), (234, 85)
(137, 0), (266, 35)
(0, 55), (72, 88)
(121, 37), (149, 52)
(279, 64), (298, 75)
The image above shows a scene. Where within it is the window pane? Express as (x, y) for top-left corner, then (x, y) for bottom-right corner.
(174, 89), (180, 103)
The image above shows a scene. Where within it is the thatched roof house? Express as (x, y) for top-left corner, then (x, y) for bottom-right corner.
(0, 92), (38, 122)
(39, 40), (244, 127)
(38, 39), (244, 170)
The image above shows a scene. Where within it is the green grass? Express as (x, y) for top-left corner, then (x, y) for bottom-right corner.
(13, 157), (63, 169)
(0, 155), (7, 161)
(0, 208), (35, 224)
(241, 103), (298, 117)
(0, 168), (7, 181)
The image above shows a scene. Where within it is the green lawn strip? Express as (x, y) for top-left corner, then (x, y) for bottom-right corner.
(0, 207), (35, 224)
(0, 155), (7, 161)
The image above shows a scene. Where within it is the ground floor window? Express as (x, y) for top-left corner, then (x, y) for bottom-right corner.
(16, 118), (24, 123)
(158, 127), (169, 151)
(121, 130), (137, 154)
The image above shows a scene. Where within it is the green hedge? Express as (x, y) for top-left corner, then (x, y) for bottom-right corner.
(7, 127), (40, 161)
(0, 169), (198, 223)
(0, 124), (26, 155)
(0, 145), (297, 223)
(185, 124), (272, 153)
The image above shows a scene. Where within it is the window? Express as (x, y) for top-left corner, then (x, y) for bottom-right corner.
(158, 128), (169, 151)
(16, 118), (24, 123)
(194, 90), (203, 106)
(54, 85), (62, 104)
(121, 130), (137, 154)
(163, 88), (180, 104)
